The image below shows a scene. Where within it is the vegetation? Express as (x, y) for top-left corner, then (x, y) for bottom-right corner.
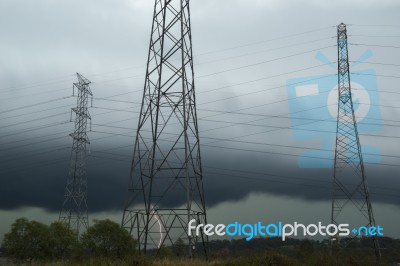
(1, 218), (49, 262)
(48, 221), (79, 259)
(80, 219), (136, 259)
(1, 218), (136, 264)
(1, 218), (400, 265)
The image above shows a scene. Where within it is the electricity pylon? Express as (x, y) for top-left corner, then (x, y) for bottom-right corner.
(122, 0), (208, 258)
(59, 73), (92, 234)
(331, 23), (380, 258)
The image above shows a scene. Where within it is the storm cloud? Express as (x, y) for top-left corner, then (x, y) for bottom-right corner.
(0, 0), (399, 240)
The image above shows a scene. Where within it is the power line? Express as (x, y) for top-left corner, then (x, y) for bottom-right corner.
(0, 77), (75, 94)
(85, 128), (400, 161)
(90, 105), (400, 126)
(196, 26), (334, 56)
(0, 146), (69, 164)
(201, 144), (400, 168)
(1, 112), (67, 129)
(0, 130), (136, 169)
(349, 24), (400, 28)
(197, 64), (335, 95)
(203, 170), (400, 199)
(350, 34), (400, 38)
(0, 121), (70, 139)
(351, 61), (400, 68)
(2, 93), (396, 157)
(73, 145), (396, 195)
(196, 37), (334, 66)
(0, 135), (68, 153)
(349, 43), (400, 49)
(2, 87), (70, 101)
(0, 157), (68, 176)
(199, 118), (400, 140)
(1, 48), (399, 121)
(0, 103), (74, 121)
(351, 72), (400, 79)
(0, 129), (69, 148)
(71, 129), (400, 167)
(0, 28), (334, 94)
(197, 108), (400, 124)
(197, 46), (335, 78)
(199, 137), (400, 159)
(0, 96), (73, 115)
(205, 166), (400, 193)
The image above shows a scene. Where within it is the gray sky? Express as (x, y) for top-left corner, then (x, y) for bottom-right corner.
(0, 0), (399, 241)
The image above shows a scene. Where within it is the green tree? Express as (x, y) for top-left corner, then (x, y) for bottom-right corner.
(80, 219), (136, 259)
(1, 218), (49, 262)
(48, 221), (78, 259)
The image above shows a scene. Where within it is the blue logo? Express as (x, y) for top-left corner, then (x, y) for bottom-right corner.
(286, 50), (382, 168)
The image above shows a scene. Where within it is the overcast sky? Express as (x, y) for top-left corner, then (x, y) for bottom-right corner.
(0, 0), (399, 241)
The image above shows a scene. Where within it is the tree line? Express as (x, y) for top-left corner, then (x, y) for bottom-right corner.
(2, 217), (399, 265)
(1, 218), (136, 263)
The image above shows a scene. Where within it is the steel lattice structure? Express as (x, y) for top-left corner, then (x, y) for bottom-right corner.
(122, 0), (207, 258)
(59, 73), (92, 234)
(331, 23), (380, 258)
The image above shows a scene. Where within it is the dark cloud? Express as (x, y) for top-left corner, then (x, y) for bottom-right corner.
(0, 139), (398, 213)
(0, 0), (399, 240)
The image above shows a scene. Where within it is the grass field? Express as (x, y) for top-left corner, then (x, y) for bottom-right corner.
(3, 251), (394, 266)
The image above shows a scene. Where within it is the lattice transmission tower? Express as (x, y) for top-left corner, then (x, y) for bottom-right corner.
(122, 0), (208, 257)
(331, 23), (380, 258)
(59, 73), (92, 234)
